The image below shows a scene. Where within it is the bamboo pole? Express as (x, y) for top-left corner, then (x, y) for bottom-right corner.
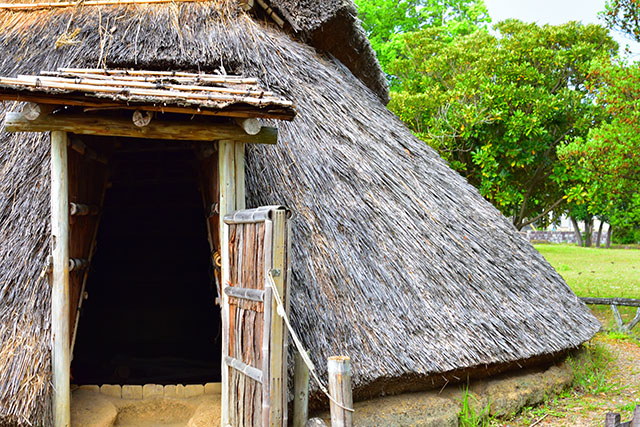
(0, 0), (224, 10)
(0, 76), (292, 107)
(293, 350), (310, 427)
(56, 68), (259, 83)
(328, 356), (353, 427)
(24, 75), (275, 97)
(51, 131), (70, 427)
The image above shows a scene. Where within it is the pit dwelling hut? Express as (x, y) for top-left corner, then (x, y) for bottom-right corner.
(0, 0), (599, 426)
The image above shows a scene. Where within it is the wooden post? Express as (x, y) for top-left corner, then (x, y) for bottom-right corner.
(328, 356), (353, 427)
(234, 142), (245, 210)
(269, 209), (287, 426)
(605, 412), (620, 427)
(631, 405), (640, 427)
(51, 131), (70, 427)
(293, 351), (310, 427)
(219, 140), (235, 427)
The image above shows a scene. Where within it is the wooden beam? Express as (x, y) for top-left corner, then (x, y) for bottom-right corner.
(235, 118), (262, 135)
(0, 94), (295, 120)
(50, 131), (70, 427)
(22, 103), (54, 120)
(581, 297), (640, 307)
(5, 112), (278, 144)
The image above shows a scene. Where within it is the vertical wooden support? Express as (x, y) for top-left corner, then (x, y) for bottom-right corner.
(605, 412), (620, 427)
(235, 142), (245, 210)
(219, 140), (235, 427)
(631, 405), (640, 427)
(293, 350), (310, 427)
(219, 139), (246, 427)
(262, 218), (274, 427)
(328, 356), (353, 427)
(270, 209), (287, 426)
(51, 131), (70, 427)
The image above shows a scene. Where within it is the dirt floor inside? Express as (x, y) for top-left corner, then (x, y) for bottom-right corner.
(71, 385), (220, 427)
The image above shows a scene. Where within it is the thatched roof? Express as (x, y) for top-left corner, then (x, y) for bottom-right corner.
(0, 1), (598, 424)
(268, 0), (390, 104)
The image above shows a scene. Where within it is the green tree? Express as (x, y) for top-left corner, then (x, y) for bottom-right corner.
(388, 20), (618, 229)
(558, 58), (640, 239)
(602, 0), (640, 42)
(354, 0), (490, 76)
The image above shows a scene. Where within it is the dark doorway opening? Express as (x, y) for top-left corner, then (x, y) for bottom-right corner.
(72, 140), (221, 385)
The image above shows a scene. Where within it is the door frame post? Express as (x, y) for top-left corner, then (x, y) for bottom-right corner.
(51, 130), (70, 427)
(219, 139), (245, 426)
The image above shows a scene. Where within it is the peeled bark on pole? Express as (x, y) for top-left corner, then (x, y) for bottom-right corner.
(570, 216), (583, 247)
(328, 356), (353, 427)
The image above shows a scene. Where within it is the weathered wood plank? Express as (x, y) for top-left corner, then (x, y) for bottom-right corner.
(51, 131), (70, 427)
(5, 111), (278, 144)
(224, 286), (265, 302)
(225, 356), (264, 383)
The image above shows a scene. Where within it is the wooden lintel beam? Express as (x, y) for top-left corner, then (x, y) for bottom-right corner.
(4, 111), (278, 144)
(0, 93), (295, 120)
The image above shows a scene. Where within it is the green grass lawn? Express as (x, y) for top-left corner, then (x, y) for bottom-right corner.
(534, 244), (640, 299)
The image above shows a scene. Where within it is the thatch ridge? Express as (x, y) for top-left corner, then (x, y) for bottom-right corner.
(267, 0), (390, 104)
(0, 2), (598, 424)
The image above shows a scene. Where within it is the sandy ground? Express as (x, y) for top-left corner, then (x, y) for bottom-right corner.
(71, 389), (221, 427)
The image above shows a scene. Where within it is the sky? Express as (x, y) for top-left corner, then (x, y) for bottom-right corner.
(482, 0), (640, 57)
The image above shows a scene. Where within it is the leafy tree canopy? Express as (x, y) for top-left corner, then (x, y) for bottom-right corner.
(558, 58), (640, 230)
(354, 0), (491, 76)
(388, 20), (618, 229)
(602, 0), (640, 42)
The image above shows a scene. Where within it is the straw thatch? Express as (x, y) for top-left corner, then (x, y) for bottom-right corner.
(0, 1), (598, 424)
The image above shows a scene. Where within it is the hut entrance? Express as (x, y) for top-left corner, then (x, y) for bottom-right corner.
(0, 67), (296, 426)
(71, 140), (222, 386)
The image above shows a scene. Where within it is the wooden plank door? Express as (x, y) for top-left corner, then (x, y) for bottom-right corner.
(221, 206), (291, 427)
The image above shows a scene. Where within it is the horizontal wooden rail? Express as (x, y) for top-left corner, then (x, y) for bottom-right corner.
(224, 356), (263, 383)
(4, 112), (278, 144)
(70, 203), (99, 216)
(224, 286), (265, 302)
(581, 297), (640, 307)
(47, 257), (89, 273)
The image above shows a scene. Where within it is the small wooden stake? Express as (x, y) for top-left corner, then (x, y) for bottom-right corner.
(605, 412), (620, 427)
(631, 405), (640, 427)
(328, 356), (353, 427)
(51, 131), (70, 427)
(293, 350), (310, 427)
